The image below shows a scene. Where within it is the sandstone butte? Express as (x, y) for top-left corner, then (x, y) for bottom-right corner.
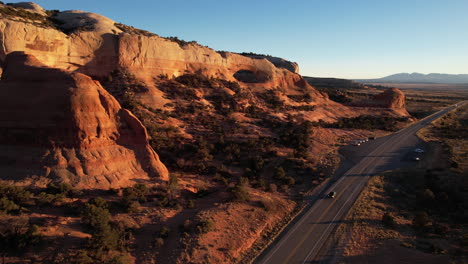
(351, 87), (409, 116)
(0, 52), (168, 188)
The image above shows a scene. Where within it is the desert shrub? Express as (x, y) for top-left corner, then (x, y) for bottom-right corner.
(109, 254), (133, 264)
(197, 219), (214, 233)
(187, 199), (196, 209)
(382, 212), (396, 228)
(46, 182), (75, 196)
(123, 200), (141, 213)
(0, 184), (32, 207)
(280, 184), (290, 193)
(114, 23), (156, 37)
(0, 217), (41, 259)
(69, 250), (94, 264)
(249, 155), (265, 172)
(153, 237), (164, 248)
(230, 178), (250, 202)
(273, 167), (295, 186)
(291, 104), (316, 111)
(231, 184), (250, 202)
(119, 183), (148, 212)
(0, 197), (20, 214)
(256, 177), (267, 189)
(412, 211), (431, 231)
(260, 198), (276, 212)
(174, 73), (213, 88)
(166, 36), (198, 47)
(239, 51), (272, 57)
(81, 202), (130, 252)
(167, 174), (179, 198)
(327, 115), (408, 131)
(37, 192), (65, 205)
(123, 183), (148, 202)
(287, 93), (313, 103)
(278, 120), (311, 156)
(269, 183), (278, 193)
(259, 90), (284, 109)
(181, 219), (193, 232)
(274, 167), (286, 180)
(88, 197), (108, 210)
(0, 5), (45, 21)
(159, 226), (170, 238)
(81, 203), (111, 230)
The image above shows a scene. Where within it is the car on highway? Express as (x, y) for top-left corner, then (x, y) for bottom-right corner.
(414, 148), (425, 153)
(410, 149), (424, 161)
(327, 191), (336, 198)
(412, 153), (423, 161)
(351, 141), (361, 146)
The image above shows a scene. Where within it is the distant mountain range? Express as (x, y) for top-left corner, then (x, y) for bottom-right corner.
(356, 73), (468, 84)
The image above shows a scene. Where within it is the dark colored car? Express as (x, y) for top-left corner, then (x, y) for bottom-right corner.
(327, 191), (336, 198)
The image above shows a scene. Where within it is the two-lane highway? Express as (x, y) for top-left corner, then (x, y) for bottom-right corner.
(254, 102), (465, 264)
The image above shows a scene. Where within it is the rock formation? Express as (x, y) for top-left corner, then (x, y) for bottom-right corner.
(371, 88), (406, 109)
(349, 87), (408, 116)
(237, 53), (300, 74)
(0, 4), (326, 108)
(0, 52), (168, 188)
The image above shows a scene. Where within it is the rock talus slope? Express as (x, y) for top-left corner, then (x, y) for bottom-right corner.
(0, 52), (168, 188)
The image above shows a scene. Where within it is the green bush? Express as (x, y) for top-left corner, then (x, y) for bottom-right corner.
(81, 203), (111, 230)
(187, 199), (196, 209)
(230, 179), (251, 202)
(0, 217), (41, 258)
(159, 226), (170, 238)
(153, 237), (164, 248)
(197, 219), (214, 233)
(260, 198), (276, 212)
(0, 184), (32, 206)
(122, 183), (148, 203)
(81, 201), (130, 252)
(37, 192), (65, 205)
(167, 174), (179, 198)
(274, 167), (286, 180)
(0, 197), (20, 214)
(88, 197), (109, 210)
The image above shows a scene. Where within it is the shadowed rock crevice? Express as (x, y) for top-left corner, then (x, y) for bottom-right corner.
(233, 69), (270, 83)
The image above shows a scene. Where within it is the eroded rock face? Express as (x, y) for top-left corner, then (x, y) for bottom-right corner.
(372, 88), (406, 109)
(0, 8), (325, 108)
(238, 54), (300, 74)
(0, 52), (168, 188)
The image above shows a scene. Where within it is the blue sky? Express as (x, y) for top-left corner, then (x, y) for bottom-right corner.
(31, 0), (468, 78)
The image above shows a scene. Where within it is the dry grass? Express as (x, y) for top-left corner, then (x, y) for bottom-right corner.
(418, 103), (468, 172)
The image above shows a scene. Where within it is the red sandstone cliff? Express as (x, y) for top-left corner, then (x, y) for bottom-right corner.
(0, 52), (168, 188)
(0, 5), (328, 109)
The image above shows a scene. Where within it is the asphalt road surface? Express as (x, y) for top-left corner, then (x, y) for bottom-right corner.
(254, 102), (465, 264)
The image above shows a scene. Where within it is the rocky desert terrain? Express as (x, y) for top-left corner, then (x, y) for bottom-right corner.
(0, 2), (423, 264)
